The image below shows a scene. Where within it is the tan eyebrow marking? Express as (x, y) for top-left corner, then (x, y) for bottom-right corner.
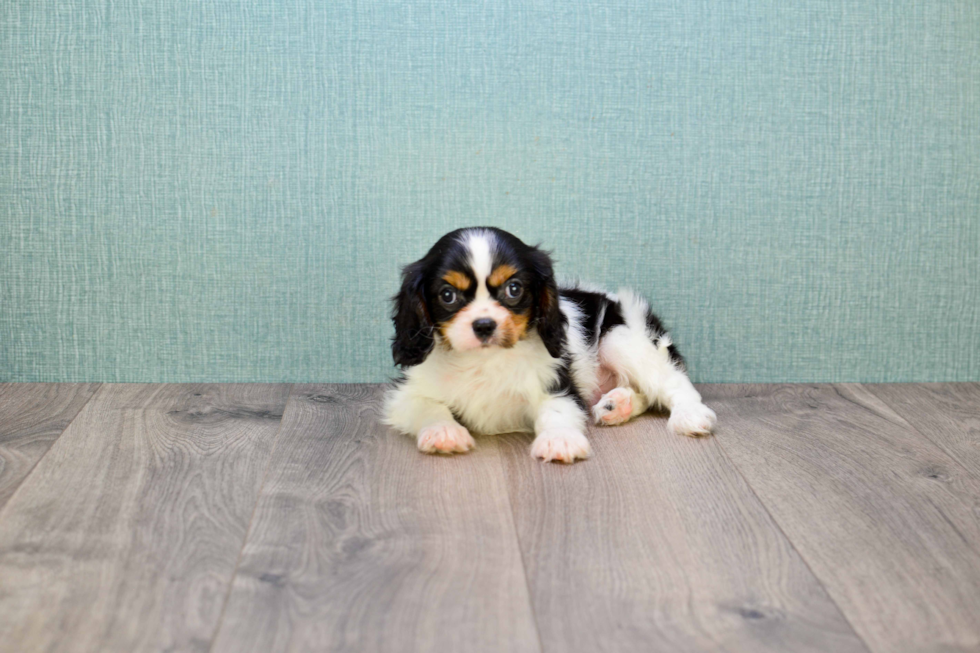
(442, 270), (471, 290)
(488, 264), (517, 287)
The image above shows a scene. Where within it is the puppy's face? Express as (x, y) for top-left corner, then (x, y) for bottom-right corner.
(391, 228), (566, 366)
(434, 233), (532, 352)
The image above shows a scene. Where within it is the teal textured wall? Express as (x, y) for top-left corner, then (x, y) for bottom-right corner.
(2, 1), (978, 383)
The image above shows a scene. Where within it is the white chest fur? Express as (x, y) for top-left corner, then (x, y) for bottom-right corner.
(405, 336), (561, 434)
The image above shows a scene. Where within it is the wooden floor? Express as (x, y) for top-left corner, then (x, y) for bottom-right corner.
(0, 384), (978, 652)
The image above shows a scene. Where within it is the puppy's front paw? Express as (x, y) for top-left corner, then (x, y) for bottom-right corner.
(592, 387), (635, 426)
(668, 402), (716, 437)
(531, 429), (591, 463)
(417, 421), (475, 454)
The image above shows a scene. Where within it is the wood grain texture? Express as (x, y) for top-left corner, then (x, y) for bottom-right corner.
(0, 383), (290, 653)
(0, 383), (100, 510)
(497, 407), (868, 652)
(866, 383), (980, 481)
(702, 383), (980, 653)
(211, 384), (540, 653)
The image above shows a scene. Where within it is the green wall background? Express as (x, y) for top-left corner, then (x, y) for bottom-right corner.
(2, 1), (978, 383)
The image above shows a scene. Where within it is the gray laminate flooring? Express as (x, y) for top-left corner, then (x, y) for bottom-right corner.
(0, 382), (978, 653)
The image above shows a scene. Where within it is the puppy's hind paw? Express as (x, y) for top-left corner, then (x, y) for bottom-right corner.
(592, 387), (635, 426)
(668, 402), (716, 437)
(417, 421), (476, 454)
(531, 429), (591, 463)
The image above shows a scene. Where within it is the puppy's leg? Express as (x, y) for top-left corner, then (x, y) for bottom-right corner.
(599, 324), (716, 437)
(658, 367), (716, 437)
(383, 383), (475, 454)
(531, 395), (591, 463)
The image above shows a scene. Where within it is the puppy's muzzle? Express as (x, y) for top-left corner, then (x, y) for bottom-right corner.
(472, 318), (497, 343)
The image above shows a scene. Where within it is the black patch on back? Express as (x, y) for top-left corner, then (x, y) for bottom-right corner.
(599, 302), (625, 338)
(559, 287), (624, 347)
(561, 286), (686, 370)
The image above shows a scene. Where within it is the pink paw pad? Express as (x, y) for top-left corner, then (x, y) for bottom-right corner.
(593, 387), (634, 425)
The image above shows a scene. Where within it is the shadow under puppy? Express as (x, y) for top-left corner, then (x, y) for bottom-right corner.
(384, 227), (716, 463)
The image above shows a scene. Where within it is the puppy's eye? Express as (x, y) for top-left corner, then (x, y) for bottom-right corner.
(439, 287), (458, 305)
(505, 280), (523, 300)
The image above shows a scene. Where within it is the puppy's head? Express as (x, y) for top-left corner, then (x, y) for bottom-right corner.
(391, 227), (566, 367)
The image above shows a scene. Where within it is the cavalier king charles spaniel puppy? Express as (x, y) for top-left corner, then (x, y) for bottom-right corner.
(383, 227), (716, 463)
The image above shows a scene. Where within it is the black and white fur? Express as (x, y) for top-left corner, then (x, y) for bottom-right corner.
(384, 227), (716, 463)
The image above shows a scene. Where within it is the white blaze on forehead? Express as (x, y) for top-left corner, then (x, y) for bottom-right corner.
(463, 230), (495, 300)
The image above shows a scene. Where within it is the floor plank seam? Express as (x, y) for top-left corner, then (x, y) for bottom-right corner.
(0, 382), (103, 528)
(862, 384), (980, 484)
(206, 383), (295, 653)
(709, 426), (875, 653)
(497, 440), (547, 653)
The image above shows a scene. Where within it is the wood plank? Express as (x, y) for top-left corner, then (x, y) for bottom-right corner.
(0, 383), (100, 510)
(211, 384), (540, 653)
(866, 383), (980, 481)
(702, 383), (980, 653)
(0, 383), (290, 653)
(498, 404), (867, 652)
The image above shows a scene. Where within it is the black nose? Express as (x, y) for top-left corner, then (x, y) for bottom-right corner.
(472, 318), (497, 341)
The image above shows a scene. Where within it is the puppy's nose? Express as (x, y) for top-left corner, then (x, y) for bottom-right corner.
(472, 318), (497, 341)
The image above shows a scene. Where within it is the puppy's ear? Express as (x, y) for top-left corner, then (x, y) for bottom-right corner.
(529, 248), (566, 359)
(391, 261), (434, 367)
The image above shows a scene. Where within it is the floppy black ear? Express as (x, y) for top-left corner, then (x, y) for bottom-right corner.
(529, 248), (566, 359)
(391, 261), (434, 367)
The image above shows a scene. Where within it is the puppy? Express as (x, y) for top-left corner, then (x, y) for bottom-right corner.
(383, 227), (716, 463)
